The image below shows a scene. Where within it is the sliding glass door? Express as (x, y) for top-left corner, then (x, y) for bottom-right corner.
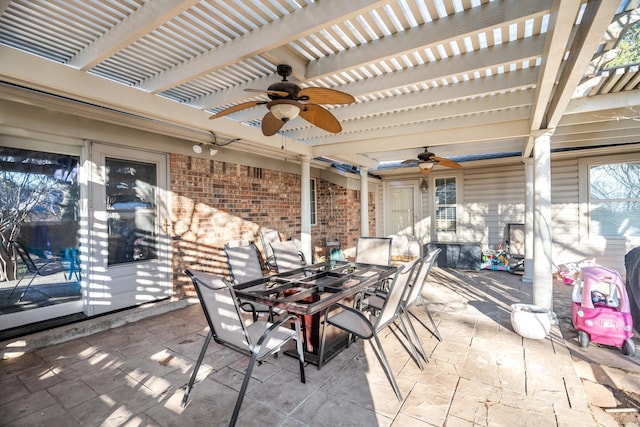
(0, 146), (82, 331)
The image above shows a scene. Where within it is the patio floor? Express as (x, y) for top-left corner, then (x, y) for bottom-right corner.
(1, 268), (639, 426)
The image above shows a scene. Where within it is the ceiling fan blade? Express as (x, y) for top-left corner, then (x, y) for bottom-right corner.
(209, 101), (264, 119)
(299, 104), (342, 133)
(245, 88), (290, 97)
(401, 159), (419, 165)
(261, 111), (285, 136)
(298, 87), (355, 104)
(434, 156), (463, 169)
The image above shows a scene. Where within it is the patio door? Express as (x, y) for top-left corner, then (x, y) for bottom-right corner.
(87, 143), (171, 316)
(385, 181), (420, 236)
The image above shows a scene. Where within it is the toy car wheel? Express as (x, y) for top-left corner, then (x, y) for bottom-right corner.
(578, 331), (589, 348)
(622, 338), (636, 357)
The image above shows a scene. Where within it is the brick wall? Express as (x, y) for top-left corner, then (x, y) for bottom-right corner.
(169, 154), (374, 297)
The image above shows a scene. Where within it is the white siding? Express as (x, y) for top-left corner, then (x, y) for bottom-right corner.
(460, 164), (526, 248)
(550, 159), (583, 266)
(380, 154), (640, 277)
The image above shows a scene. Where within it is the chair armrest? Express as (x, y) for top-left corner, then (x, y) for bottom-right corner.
(255, 314), (300, 347)
(325, 302), (372, 324)
(239, 301), (259, 321)
(297, 251), (307, 265)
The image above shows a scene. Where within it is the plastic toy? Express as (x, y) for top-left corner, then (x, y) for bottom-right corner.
(571, 265), (635, 356)
(557, 258), (595, 285)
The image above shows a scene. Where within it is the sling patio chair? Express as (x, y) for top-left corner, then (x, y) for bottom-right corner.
(318, 259), (422, 401)
(358, 249), (443, 364)
(402, 248), (443, 342)
(355, 236), (393, 289)
(182, 269), (306, 427)
(270, 239), (306, 273)
(259, 228), (281, 271)
(7, 240), (66, 302)
(224, 242), (284, 321)
(354, 236), (393, 266)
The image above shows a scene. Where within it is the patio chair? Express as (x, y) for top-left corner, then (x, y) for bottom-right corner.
(318, 260), (421, 401)
(358, 249), (443, 365)
(182, 269), (305, 427)
(224, 242), (264, 285)
(355, 236), (393, 266)
(224, 242), (284, 321)
(259, 228), (281, 271)
(403, 248), (443, 342)
(7, 240), (66, 302)
(270, 240), (306, 272)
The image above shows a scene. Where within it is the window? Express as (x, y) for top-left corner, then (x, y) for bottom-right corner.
(586, 160), (640, 238)
(310, 178), (317, 226)
(434, 176), (457, 232)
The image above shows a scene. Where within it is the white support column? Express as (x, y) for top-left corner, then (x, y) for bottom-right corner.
(360, 167), (369, 237)
(523, 158), (534, 283)
(300, 156), (312, 263)
(532, 129), (555, 317)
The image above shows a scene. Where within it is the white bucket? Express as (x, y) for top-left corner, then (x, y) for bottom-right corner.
(510, 303), (551, 339)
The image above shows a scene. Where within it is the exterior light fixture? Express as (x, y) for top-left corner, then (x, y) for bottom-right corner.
(192, 143), (203, 154)
(420, 178), (428, 193)
(209, 147), (218, 156)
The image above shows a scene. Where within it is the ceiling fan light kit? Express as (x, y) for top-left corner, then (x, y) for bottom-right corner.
(269, 100), (301, 121)
(209, 64), (355, 136)
(402, 147), (463, 174)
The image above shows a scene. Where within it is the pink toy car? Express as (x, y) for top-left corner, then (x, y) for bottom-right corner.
(571, 265), (635, 356)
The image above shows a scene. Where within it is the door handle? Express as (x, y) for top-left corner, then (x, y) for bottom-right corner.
(161, 219), (171, 234)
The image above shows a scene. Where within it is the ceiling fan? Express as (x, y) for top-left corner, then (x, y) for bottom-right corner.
(209, 64), (355, 136)
(401, 147), (463, 174)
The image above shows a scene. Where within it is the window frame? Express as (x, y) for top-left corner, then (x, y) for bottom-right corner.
(578, 152), (640, 240)
(430, 171), (462, 241)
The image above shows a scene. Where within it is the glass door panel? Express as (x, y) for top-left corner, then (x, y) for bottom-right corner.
(0, 147), (82, 331)
(106, 158), (158, 266)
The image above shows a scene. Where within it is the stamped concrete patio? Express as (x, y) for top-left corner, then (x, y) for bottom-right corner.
(1, 267), (639, 426)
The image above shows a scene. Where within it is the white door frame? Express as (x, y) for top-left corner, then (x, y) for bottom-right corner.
(85, 142), (171, 317)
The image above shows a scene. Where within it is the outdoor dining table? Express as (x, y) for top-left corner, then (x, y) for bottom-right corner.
(234, 260), (397, 366)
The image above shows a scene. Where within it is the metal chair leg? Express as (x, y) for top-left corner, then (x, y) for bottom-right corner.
(417, 295), (442, 341)
(318, 311), (329, 370)
(396, 311), (424, 370)
(372, 334), (402, 401)
(15, 275), (38, 302)
(292, 317), (306, 383)
(181, 331), (212, 408)
(230, 351), (259, 427)
(6, 269), (28, 300)
(401, 308), (429, 364)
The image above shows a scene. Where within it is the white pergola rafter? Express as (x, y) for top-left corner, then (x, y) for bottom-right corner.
(139, 0), (388, 93)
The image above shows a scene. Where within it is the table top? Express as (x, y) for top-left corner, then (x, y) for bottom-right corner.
(234, 261), (397, 315)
